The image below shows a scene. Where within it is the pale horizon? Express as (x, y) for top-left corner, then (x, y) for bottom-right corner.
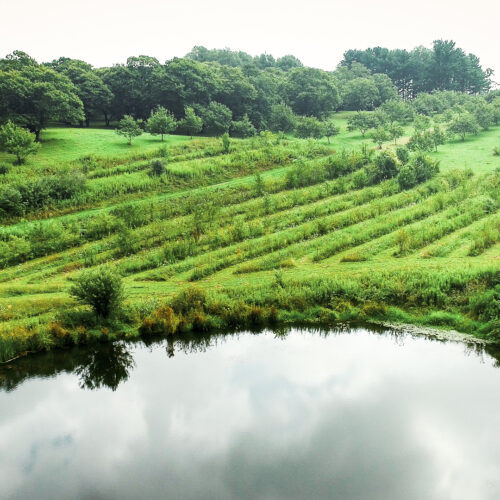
(1, 0), (498, 84)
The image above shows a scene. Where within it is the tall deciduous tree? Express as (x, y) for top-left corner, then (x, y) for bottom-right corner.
(47, 58), (113, 127)
(284, 67), (340, 118)
(0, 51), (84, 141)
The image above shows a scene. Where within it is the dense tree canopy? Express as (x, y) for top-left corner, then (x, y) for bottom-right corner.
(0, 41), (495, 139)
(0, 51), (84, 140)
(341, 40), (492, 98)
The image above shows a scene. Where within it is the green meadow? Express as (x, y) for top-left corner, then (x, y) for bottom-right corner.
(0, 122), (499, 362)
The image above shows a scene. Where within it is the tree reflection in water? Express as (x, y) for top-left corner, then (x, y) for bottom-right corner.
(2, 327), (500, 393)
(75, 342), (135, 391)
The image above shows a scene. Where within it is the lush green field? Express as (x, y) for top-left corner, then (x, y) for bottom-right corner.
(0, 127), (192, 169)
(0, 123), (499, 362)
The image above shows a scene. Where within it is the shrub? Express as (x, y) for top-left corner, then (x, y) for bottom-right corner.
(170, 286), (207, 315)
(221, 132), (231, 154)
(396, 147), (410, 164)
(397, 153), (439, 190)
(0, 186), (23, 217)
(150, 159), (166, 176)
(368, 150), (400, 184)
(70, 267), (124, 318)
(469, 286), (500, 322)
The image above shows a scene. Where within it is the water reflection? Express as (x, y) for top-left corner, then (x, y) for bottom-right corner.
(2, 327), (500, 499)
(75, 342), (135, 391)
(1, 326), (498, 393)
(0, 341), (134, 393)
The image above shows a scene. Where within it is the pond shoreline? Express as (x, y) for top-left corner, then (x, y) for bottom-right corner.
(1, 315), (493, 367)
(374, 321), (492, 345)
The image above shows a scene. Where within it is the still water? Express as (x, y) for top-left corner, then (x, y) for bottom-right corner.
(1, 327), (500, 500)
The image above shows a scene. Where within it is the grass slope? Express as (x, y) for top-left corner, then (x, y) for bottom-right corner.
(0, 123), (499, 362)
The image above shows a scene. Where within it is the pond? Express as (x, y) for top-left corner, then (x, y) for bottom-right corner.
(1, 327), (500, 499)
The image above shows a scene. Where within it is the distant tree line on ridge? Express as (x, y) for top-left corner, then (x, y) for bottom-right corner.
(0, 40), (495, 142)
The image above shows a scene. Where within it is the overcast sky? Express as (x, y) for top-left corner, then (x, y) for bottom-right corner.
(1, 0), (498, 81)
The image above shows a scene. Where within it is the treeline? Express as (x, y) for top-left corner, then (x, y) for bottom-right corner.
(342, 40), (493, 98)
(0, 40), (493, 138)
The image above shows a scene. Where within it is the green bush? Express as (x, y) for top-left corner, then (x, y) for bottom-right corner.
(70, 267), (125, 318)
(150, 159), (166, 176)
(469, 286), (500, 322)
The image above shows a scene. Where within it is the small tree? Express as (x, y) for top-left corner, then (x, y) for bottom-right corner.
(407, 131), (434, 152)
(381, 99), (413, 124)
(347, 112), (378, 137)
(323, 119), (340, 143)
(387, 123), (404, 145)
(180, 106), (203, 138)
(70, 267), (124, 318)
(146, 106), (176, 141)
(369, 150), (400, 183)
(116, 115), (142, 145)
(447, 113), (480, 141)
(430, 126), (446, 151)
(198, 101), (232, 136)
(269, 103), (296, 133)
(370, 126), (389, 149)
(0, 121), (40, 165)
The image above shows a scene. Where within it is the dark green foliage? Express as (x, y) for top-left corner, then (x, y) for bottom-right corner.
(341, 40), (492, 97)
(268, 103), (296, 133)
(197, 101), (232, 135)
(150, 159), (165, 176)
(397, 153), (439, 189)
(47, 57), (113, 127)
(396, 147), (409, 164)
(230, 115), (256, 138)
(0, 51), (84, 140)
(368, 151), (400, 183)
(283, 67), (340, 117)
(70, 267), (124, 318)
(295, 116), (325, 139)
(221, 132), (231, 153)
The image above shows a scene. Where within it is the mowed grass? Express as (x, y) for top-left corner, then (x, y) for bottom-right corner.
(429, 125), (500, 173)
(0, 127), (192, 168)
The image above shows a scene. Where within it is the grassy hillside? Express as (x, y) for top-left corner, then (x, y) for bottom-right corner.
(0, 124), (499, 362)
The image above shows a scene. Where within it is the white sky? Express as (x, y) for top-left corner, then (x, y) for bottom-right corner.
(1, 0), (498, 82)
